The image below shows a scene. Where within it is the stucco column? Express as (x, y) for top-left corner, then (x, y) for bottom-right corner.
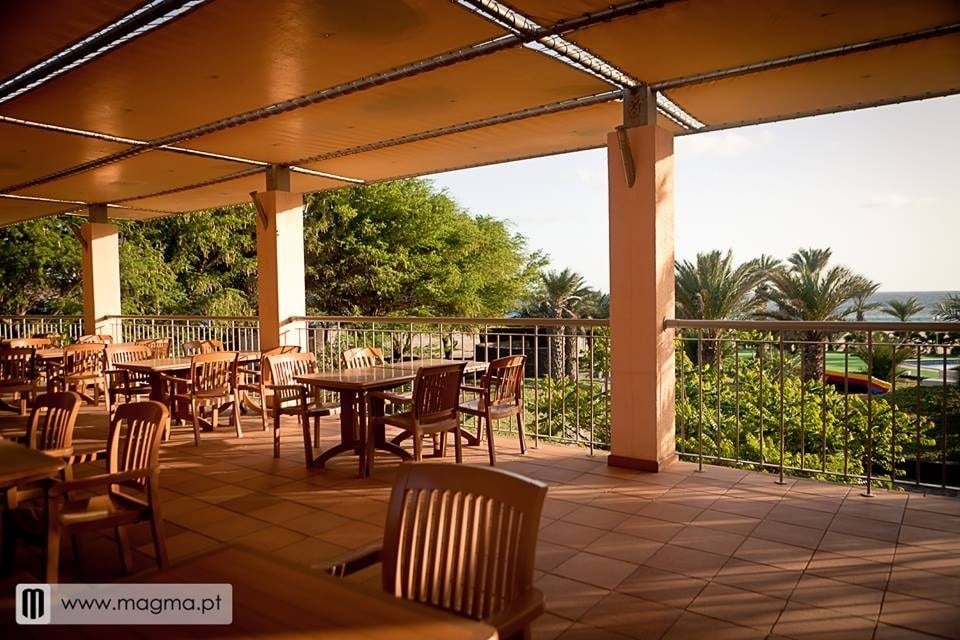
(606, 88), (677, 471)
(252, 169), (307, 350)
(80, 212), (122, 341)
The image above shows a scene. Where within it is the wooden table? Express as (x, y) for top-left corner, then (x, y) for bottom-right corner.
(0, 438), (64, 488)
(297, 360), (486, 477)
(132, 546), (497, 639)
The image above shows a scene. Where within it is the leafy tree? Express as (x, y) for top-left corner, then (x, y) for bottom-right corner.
(758, 248), (867, 381)
(881, 297), (925, 322)
(522, 269), (594, 380)
(934, 293), (960, 321)
(844, 279), (881, 321)
(0, 218), (82, 315)
(303, 180), (543, 318)
(675, 250), (775, 365)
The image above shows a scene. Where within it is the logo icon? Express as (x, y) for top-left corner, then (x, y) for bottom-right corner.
(16, 584), (51, 624)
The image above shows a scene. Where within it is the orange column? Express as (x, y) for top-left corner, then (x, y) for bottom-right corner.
(606, 106), (677, 471)
(252, 187), (307, 351)
(80, 220), (123, 341)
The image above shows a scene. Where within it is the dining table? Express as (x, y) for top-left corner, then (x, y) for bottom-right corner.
(0, 438), (64, 488)
(296, 359), (486, 477)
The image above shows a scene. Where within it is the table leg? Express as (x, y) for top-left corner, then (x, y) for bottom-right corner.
(312, 391), (361, 468)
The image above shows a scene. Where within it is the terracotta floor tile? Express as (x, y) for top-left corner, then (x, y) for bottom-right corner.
(190, 511), (273, 542)
(661, 611), (768, 640)
(315, 520), (383, 549)
(898, 524), (960, 552)
(772, 601), (877, 640)
(614, 515), (684, 543)
(902, 508), (960, 534)
(638, 500), (705, 524)
(874, 622), (953, 640)
(830, 513), (901, 543)
(644, 543), (729, 579)
(556, 622), (633, 640)
(688, 582), (787, 633)
(886, 566), (960, 606)
(588, 491), (653, 515)
(271, 536), (348, 565)
(880, 592), (960, 638)
(668, 524), (746, 556)
(617, 566), (708, 608)
(906, 494), (960, 517)
(767, 503), (835, 530)
(658, 490), (720, 512)
(537, 541), (580, 572)
(552, 551), (637, 590)
(691, 508), (760, 536)
(751, 519), (824, 549)
(806, 550), (891, 590)
(248, 499), (320, 524)
(819, 530), (897, 562)
(838, 499), (905, 525)
(584, 531), (663, 565)
(710, 496), (778, 519)
(713, 557), (802, 599)
(535, 573), (611, 621)
(579, 591), (683, 640)
(562, 504), (632, 530)
(232, 525), (306, 551)
(790, 574), (885, 619)
(893, 544), (960, 578)
(192, 483), (254, 504)
(540, 520), (608, 549)
(281, 510), (352, 536)
(778, 493), (844, 514)
(532, 612), (575, 640)
(734, 537), (815, 571)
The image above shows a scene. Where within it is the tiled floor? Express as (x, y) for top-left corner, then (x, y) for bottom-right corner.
(2, 405), (959, 638)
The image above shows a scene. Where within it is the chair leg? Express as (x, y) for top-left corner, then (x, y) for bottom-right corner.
(412, 432), (423, 462)
(116, 526), (133, 574)
(516, 412), (526, 455)
(191, 399), (201, 446)
(232, 399), (243, 438)
(453, 423), (463, 464)
(149, 504), (169, 569)
(273, 411), (281, 459)
(485, 413), (496, 466)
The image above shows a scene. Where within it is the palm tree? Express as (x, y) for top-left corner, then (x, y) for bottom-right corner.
(844, 279), (881, 321)
(881, 297), (925, 322)
(523, 269), (592, 380)
(934, 293), (960, 321)
(675, 250), (775, 365)
(758, 248), (865, 381)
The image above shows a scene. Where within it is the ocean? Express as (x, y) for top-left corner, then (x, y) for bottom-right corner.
(862, 291), (958, 322)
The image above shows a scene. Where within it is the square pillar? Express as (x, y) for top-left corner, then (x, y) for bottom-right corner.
(606, 122), (677, 471)
(80, 222), (122, 341)
(253, 190), (307, 350)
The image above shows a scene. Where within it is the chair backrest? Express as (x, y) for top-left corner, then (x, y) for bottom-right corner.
(105, 344), (153, 368)
(183, 339), (223, 355)
(189, 351), (237, 394)
(77, 334), (113, 344)
(135, 337), (171, 359)
(484, 355), (526, 407)
(0, 346), (37, 384)
(5, 337), (52, 349)
(381, 463), (547, 621)
(266, 352), (318, 386)
(258, 345), (302, 384)
(26, 391), (82, 454)
(107, 401), (169, 490)
(62, 343), (105, 376)
(342, 347), (385, 369)
(411, 362), (467, 423)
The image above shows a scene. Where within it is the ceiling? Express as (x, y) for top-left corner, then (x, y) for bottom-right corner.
(1, 0), (957, 224)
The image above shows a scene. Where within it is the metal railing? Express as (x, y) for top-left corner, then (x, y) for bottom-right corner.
(667, 319), (960, 492)
(116, 315), (261, 355)
(0, 315), (84, 344)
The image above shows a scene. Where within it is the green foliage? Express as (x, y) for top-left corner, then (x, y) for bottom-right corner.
(881, 297), (925, 322)
(303, 180), (544, 317)
(526, 377), (610, 447)
(0, 218), (83, 314)
(676, 347), (937, 483)
(675, 249), (774, 320)
(934, 293), (960, 321)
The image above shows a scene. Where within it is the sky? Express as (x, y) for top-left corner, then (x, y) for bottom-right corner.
(428, 94), (960, 294)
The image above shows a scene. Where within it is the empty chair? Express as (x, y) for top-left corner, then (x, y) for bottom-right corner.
(182, 339), (223, 355)
(328, 463), (547, 640)
(24, 391), (83, 459)
(165, 351), (240, 445)
(459, 355), (527, 465)
(6, 401), (169, 583)
(46, 343), (107, 410)
(264, 352), (336, 460)
(368, 362), (466, 464)
(76, 334), (113, 344)
(0, 346), (39, 415)
(4, 337), (54, 349)
(342, 346), (386, 369)
(236, 345), (301, 434)
(135, 337), (171, 359)
(104, 343), (154, 408)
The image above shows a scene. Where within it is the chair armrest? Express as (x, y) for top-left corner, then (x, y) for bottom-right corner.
(460, 384), (485, 394)
(485, 588), (544, 639)
(321, 544), (383, 577)
(368, 390), (409, 404)
(49, 468), (155, 497)
(236, 366), (260, 377)
(160, 374), (192, 386)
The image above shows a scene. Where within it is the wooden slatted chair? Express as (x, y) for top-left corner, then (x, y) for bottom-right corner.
(342, 346), (386, 369)
(368, 362), (466, 463)
(236, 345), (301, 433)
(165, 351), (240, 445)
(104, 344), (154, 409)
(135, 337), (171, 359)
(182, 339), (223, 356)
(0, 346), (39, 415)
(77, 334), (113, 344)
(458, 355), (527, 465)
(327, 463), (548, 640)
(46, 343), (107, 411)
(4, 337), (54, 349)
(41, 401), (168, 583)
(264, 352), (336, 460)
